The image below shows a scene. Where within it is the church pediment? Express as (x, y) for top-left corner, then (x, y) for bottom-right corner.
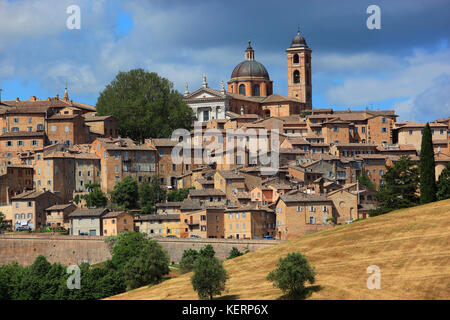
(185, 87), (226, 101)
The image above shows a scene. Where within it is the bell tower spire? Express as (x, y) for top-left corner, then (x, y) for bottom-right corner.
(286, 26), (312, 107)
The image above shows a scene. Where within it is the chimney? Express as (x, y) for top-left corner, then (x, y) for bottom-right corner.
(55, 94), (59, 99)
(64, 87), (69, 101)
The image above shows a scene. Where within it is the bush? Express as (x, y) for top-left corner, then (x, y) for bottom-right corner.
(227, 247), (244, 260)
(191, 256), (228, 300)
(199, 244), (215, 258)
(123, 240), (170, 290)
(179, 249), (199, 274)
(266, 252), (316, 298)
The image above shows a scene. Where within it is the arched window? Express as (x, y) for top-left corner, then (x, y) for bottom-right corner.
(293, 54), (299, 64)
(253, 84), (260, 96)
(264, 110), (271, 118)
(293, 70), (300, 84)
(239, 84), (246, 95)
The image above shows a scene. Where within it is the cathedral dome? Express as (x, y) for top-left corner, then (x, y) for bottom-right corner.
(290, 27), (308, 48)
(230, 60), (270, 80)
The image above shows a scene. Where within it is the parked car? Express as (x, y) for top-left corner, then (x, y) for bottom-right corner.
(189, 234), (201, 239)
(166, 235), (178, 238)
(15, 226), (31, 232)
(263, 235), (276, 240)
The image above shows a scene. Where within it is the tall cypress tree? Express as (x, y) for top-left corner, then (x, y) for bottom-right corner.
(419, 123), (437, 204)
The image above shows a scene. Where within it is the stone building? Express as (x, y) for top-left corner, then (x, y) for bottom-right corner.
(69, 208), (109, 236)
(101, 211), (134, 236)
(11, 190), (61, 231)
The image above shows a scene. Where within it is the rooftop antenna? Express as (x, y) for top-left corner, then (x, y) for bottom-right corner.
(0, 88), (2, 103)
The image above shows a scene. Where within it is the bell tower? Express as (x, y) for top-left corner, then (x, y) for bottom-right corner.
(287, 27), (312, 106)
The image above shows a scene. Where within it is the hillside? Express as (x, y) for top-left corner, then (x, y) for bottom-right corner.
(108, 199), (450, 300)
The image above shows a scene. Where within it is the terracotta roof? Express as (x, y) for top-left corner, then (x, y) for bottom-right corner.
(45, 203), (76, 211)
(217, 170), (245, 180)
(180, 199), (203, 210)
(189, 189), (226, 197)
(11, 190), (52, 200)
(135, 214), (180, 221)
(147, 138), (178, 147)
(155, 201), (183, 208)
(69, 208), (109, 218)
(103, 211), (129, 218)
(279, 193), (331, 203)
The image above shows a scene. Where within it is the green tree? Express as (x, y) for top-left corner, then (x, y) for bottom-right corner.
(227, 247), (244, 260)
(358, 172), (376, 191)
(96, 69), (195, 142)
(123, 240), (170, 290)
(107, 231), (149, 270)
(191, 256), (228, 300)
(199, 244), (215, 258)
(370, 155), (419, 216)
(266, 252), (316, 298)
(83, 183), (107, 208)
(167, 188), (193, 202)
(179, 249), (199, 274)
(419, 123), (437, 204)
(436, 162), (450, 200)
(111, 177), (139, 209)
(139, 175), (167, 214)
(0, 212), (10, 233)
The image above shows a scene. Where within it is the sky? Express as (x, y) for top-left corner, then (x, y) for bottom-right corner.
(0, 0), (449, 122)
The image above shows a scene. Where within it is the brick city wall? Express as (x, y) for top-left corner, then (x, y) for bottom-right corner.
(0, 234), (280, 266)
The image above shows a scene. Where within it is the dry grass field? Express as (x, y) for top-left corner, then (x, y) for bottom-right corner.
(108, 199), (450, 300)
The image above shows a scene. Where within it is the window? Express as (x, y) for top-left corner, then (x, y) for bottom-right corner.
(51, 125), (56, 132)
(236, 223), (239, 230)
(64, 126), (69, 132)
(293, 70), (300, 83)
(293, 53), (299, 64)
(362, 127), (366, 133)
(252, 84), (260, 96)
(409, 130), (413, 135)
(27, 201), (32, 207)
(235, 213), (239, 219)
(333, 126), (339, 132)
(115, 166), (119, 173)
(309, 206), (315, 212)
(13, 118), (18, 123)
(28, 126), (32, 132)
(382, 117), (386, 123)
(6, 141), (12, 147)
(172, 164), (177, 171)
(12, 127), (19, 132)
(37, 124), (44, 131)
(202, 110), (209, 121)
(239, 84), (246, 95)
(229, 224), (232, 230)
(32, 140), (38, 146)
(381, 127), (387, 133)
(309, 217), (316, 224)
(243, 223), (246, 230)
(322, 206), (328, 212)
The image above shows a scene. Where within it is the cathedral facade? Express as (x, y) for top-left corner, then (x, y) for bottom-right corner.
(184, 28), (312, 122)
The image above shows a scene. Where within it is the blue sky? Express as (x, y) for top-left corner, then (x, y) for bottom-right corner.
(0, 0), (449, 122)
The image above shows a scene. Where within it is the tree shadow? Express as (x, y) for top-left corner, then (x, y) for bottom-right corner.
(277, 285), (322, 300)
(214, 294), (241, 300)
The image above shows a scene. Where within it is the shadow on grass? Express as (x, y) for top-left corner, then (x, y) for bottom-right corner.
(276, 285), (322, 300)
(214, 294), (240, 300)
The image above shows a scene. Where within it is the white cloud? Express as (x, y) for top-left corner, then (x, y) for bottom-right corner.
(323, 49), (450, 120)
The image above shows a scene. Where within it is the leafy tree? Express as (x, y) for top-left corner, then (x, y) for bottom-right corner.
(96, 69), (195, 142)
(83, 183), (107, 208)
(227, 247), (244, 260)
(167, 188), (193, 202)
(199, 244), (215, 258)
(191, 256), (228, 300)
(419, 123), (437, 204)
(266, 252), (316, 297)
(139, 175), (167, 214)
(123, 240), (170, 290)
(0, 212), (10, 233)
(437, 162), (450, 200)
(111, 177), (139, 209)
(358, 172), (376, 191)
(108, 231), (148, 270)
(179, 249), (199, 274)
(370, 155), (419, 216)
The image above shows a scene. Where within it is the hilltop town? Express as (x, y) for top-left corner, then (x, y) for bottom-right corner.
(0, 29), (449, 242)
